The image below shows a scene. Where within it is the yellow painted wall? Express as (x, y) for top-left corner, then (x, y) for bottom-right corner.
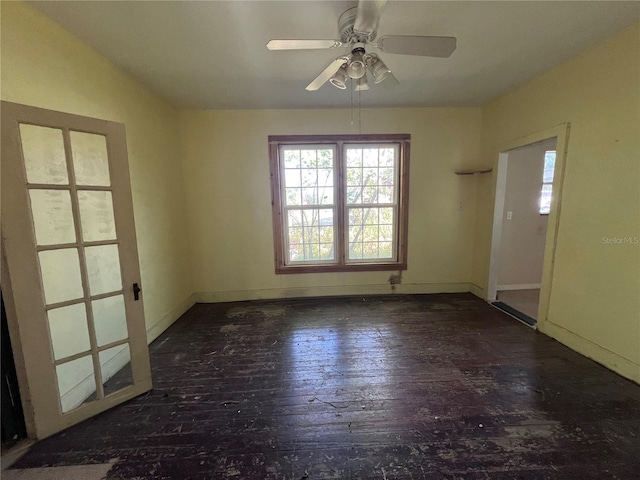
(1, 2), (195, 340)
(3, 2), (637, 384)
(179, 107), (483, 301)
(473, 24), (640, 381)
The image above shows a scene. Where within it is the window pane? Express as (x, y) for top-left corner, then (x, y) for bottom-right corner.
(78, 190), (117, 241)
(48, 303), (91, 360)
(286, 208), (335, 263)
(363, 168), (378, 185)
(346, 148), (362, 167)
(70, 131), (111, 186)
(380, 207), (394, 224)
(345, 145), (397, 206)
(56, 355), (95, 413)
(540, 184), (553, 214)
(39, 248), (84, 305)
(317, 149), (333, 168)
(285, 188), (301, 206)
(379, 148), (395, 167)
(85, 244), (123, 295)
(346, 167), (363, 186)
(283, 149), (300, 169)
(100, 343), (133, 397)
(543, 151), (556, 183)
(92, 294), (128, 347)
(378, 186), (394, 204)
(347, 187), (362, 204)
(29, 189), (76, 246)
(301, 188), (317, 205)
(319, 244), (334, 260)
(301, 169), (317, 187)
(301, 149), (317, 168)
(363, 186), (377, 203)
(282, 146), (334, 208)
(363, 148), (379, 167)
(319, 187), (334, 205)
(284, 169), (301, 187)
(317, 169), (333, 187)
(19, 124), (68, 185)
(347, 206), (396, 262)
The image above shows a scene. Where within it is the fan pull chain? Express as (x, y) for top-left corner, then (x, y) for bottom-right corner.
(350, 79), (354, 126)
(358, 88), (362, 135)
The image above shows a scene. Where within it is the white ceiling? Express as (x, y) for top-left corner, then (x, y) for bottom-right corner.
(30, 1), (640, 110)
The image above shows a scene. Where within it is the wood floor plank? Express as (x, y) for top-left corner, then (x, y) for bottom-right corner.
(10, 293), (640, 479)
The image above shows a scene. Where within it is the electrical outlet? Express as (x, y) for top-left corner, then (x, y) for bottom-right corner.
(506, 211), (513, 220)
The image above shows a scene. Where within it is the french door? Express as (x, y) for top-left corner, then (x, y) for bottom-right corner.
(1, 102), (152, 439)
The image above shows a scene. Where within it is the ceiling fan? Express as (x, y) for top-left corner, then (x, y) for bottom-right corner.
(266, 0), (457, 92)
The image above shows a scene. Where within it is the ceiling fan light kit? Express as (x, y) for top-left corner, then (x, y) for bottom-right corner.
(354, 75), (370, 91)
(267, 0), (457, 92)
(368, 55), (391, 84)
(347, 45), (367, 79)
(329, 64), (349, 90)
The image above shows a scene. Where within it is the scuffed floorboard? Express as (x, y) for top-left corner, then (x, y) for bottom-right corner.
(10, 294), (640, 479)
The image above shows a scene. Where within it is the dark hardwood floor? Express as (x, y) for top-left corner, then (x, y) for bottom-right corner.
(11, 294), (640, 479)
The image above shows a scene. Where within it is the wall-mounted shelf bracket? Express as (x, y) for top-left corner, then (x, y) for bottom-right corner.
(455, 168), (493, 175)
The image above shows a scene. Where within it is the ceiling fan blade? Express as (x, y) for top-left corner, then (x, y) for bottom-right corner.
(354, 0), (387, 37)
(378, 35), (457, 57)
(267, 39), (343, 50)
(306, 57), (348, 91)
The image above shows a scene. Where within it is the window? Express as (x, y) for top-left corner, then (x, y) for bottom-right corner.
(539, 150), (556, 214)
(269, 134), (410, 273)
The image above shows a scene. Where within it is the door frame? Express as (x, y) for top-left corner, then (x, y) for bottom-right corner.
(1, 101), (152, 439)
(487, 124), (570, 327)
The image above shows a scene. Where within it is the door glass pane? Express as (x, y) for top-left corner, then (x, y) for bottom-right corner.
(78, 190), (116, 241)
(29, 189), (76, 245)
(56, 355), (95, 413)
(39, 248), (84, 305)
(70, 131), (111, 186)
(48, 303), (91, 360)
(85, 245), (122, 295)
(92, 295), (128, 347)
(19, 124), (68, 185)
(99, 344), (132, 397)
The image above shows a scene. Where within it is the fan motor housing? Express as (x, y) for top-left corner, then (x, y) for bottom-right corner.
(338, 7), (376, 43)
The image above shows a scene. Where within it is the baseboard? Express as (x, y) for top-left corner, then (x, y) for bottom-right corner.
(540, 320), (639, 384)
(196, 282), (473, 303)
(469, 283), (485, 300)
(497, 283), (541, 291)
(146, 293), (197, 344)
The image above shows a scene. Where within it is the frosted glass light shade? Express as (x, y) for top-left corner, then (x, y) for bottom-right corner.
(330, 65), (348, 89)
(347, 51), (366, 79)
(370, 57), (392, 84)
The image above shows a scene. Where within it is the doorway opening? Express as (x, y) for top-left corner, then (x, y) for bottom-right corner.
(1, 290), (27, 449)
(487, 124), (569, 329)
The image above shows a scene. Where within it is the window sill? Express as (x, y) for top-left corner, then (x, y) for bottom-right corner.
(276, 262), (407, 274)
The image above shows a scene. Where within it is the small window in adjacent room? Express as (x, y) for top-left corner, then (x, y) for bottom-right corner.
(539, 150), (556, 215)
(268, 134), (410, 274)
